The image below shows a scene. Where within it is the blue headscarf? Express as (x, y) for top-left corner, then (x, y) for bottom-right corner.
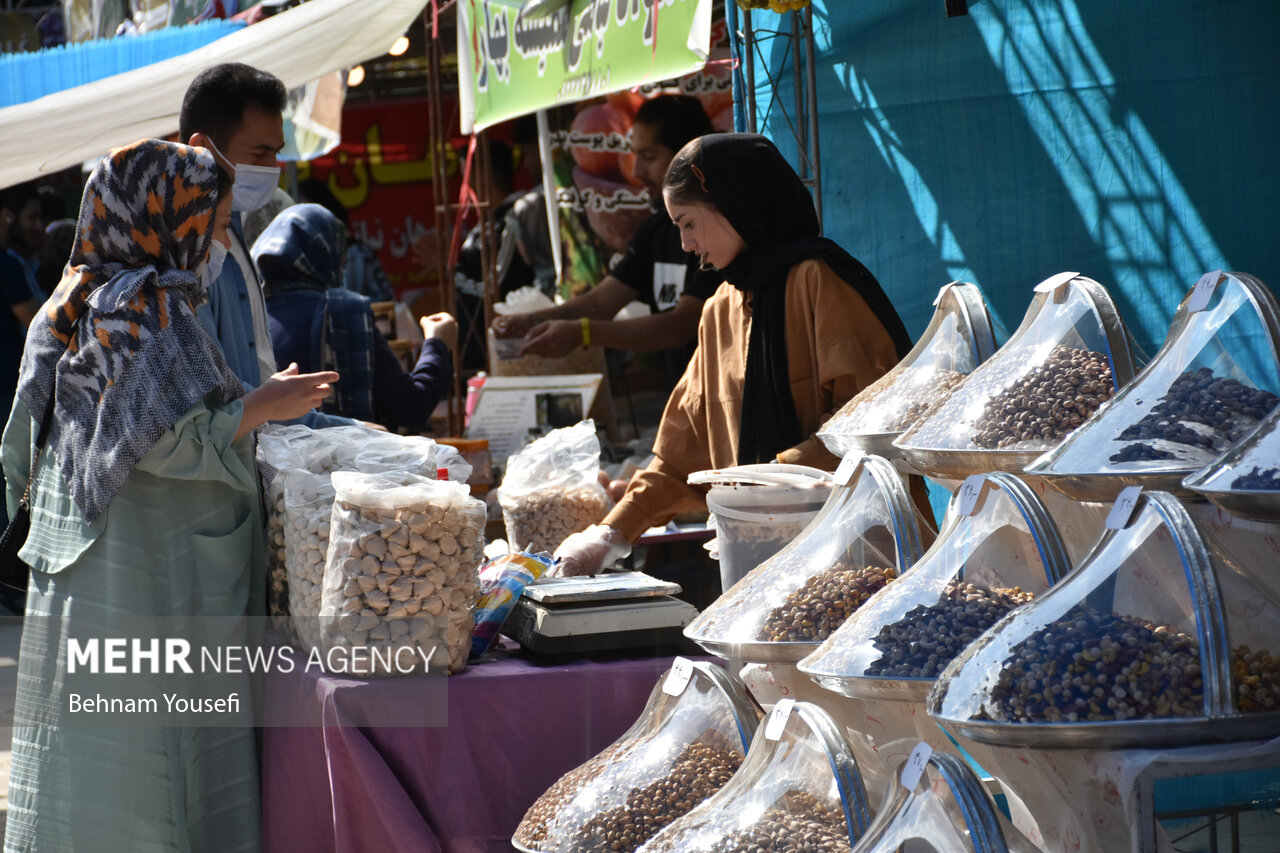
(253, 204), (376, 421)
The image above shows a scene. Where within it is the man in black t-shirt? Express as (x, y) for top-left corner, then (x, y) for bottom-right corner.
(491, 96), (716, 364)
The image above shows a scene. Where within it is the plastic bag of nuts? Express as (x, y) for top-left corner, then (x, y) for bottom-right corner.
(258, 425), (469, 643)
(498, 420), (611, 555)
(281, 469), (337, 652)
(319, 472), (485, 676)
(513, 659), (759, 853)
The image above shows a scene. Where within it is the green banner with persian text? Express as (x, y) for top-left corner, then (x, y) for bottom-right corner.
(457, 0), (712, 132)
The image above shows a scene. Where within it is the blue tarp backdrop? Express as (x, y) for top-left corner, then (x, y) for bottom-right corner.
(735, 0), (1279, 360)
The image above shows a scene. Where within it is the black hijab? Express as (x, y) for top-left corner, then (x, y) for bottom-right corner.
(690, 134), (912, 464)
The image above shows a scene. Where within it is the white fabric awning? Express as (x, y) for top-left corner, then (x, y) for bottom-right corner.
(0, 0), (428, 189)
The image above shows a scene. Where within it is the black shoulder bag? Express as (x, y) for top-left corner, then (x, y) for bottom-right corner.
(0, 391), (57, 594)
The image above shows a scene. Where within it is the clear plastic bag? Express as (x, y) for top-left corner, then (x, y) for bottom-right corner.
(819, 282), (998, 460)
(638, 699), (872, 853)
(1031, 271), (1280, 499)
(499, 420), (611, 555)
(514, 658), (760, 853)
(800, 471), (1070, 704)
(257, 425), (467, 641)
(318, 472), (486, 676)
(280, 469), (337, 652)
(895, 273), (1138, 480)
(685, 455), (928, 664)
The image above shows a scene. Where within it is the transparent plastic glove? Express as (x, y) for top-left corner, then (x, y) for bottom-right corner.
(551, 524), (631, 577)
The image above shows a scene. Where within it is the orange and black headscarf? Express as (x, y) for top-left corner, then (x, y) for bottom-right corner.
(16, 139), (244, 524)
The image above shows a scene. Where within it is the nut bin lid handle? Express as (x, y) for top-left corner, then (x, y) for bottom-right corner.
(1144, 492), (1234, 717)
(944, 281), (1000, 364)
(861, 454), (927, 567)
(693, 660), (765, 752)
(795, 701), (874, 840)
(976, 471), (1073, 585)
(927, 752), (1011, 852)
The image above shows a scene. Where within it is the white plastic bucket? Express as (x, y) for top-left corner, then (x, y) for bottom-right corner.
(691, 464), (834, 594)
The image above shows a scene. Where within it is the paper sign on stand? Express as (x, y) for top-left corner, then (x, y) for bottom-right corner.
(465, 374), (602, 465)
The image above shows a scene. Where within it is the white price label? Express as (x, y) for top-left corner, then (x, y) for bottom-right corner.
(765, 698), (795, 741)
(834, 453), (862, 487)
(1106, 486), (1144, 530)
(956, 474), (987, 517)
(663, 657), (694, 696)
(1033, 271), (1079, 293)
(933, 281), (962, 306)
(901, 742), (933, 792)
(1186, 270), (1223, 313)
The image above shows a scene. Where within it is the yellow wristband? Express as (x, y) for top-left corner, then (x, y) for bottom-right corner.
(579, 316), (591, 348)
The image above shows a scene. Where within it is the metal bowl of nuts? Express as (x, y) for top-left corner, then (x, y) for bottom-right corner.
(685, 456), (927, 664)
(1029, 271), (1280, 502)
(894, 274), (1139, 481)
(638, 700), (872, 853)
(800, 472), (1069, 704)
(1183, 379), (1280, 522)
(930, 490), (1280, 748)
(513, 659), (760, 853)
(820, 281), (998, 464)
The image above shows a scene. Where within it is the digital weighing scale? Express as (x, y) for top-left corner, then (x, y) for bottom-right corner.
(504, 572), (701, 656)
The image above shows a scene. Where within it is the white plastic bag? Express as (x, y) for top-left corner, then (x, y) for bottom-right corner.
(319, 472), (486, 676)
(498, 420), (611, 555)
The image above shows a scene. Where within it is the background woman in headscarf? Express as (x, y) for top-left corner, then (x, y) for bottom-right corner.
(255, 203), (457, 434)
(554, 133), (914, 576)
(2, 139), (336, 851)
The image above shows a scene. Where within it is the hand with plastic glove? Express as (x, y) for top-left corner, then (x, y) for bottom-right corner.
(551, 524), (632, 577)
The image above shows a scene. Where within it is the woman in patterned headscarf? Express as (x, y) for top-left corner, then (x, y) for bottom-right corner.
(1, 138), (336, 852)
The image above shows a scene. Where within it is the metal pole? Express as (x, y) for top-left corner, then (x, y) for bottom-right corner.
(743, 9), (756, 134)
(425, 12), (462, 434)
(804, 4), (823, 232)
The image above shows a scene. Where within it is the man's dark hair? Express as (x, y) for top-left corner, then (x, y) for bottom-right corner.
(633, 95), (714, 155)
(179, 62), (288, 148)
(0, 182), (40, 217)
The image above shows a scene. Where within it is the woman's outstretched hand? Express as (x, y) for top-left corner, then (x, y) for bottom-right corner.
(237, 363), (340, 438)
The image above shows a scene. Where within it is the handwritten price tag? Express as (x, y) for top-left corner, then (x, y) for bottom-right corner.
(1186, 270), (1223, 313)
(765, 698), (795, 741)
(663, 657), (694, 696)
(956, 474), (986, 517)
(1033, 271), (1079, 293)
(901, 742), (933, 792)
(1106, 485), (1144, 530)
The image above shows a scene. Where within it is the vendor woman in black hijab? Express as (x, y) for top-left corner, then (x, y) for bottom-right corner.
(554, 133), (913, 576)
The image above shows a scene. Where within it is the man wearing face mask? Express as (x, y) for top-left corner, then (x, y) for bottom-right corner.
(180, 62), (356, 428)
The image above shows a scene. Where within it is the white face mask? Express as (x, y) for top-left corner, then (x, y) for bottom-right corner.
(200, 240), (229, 290)
(205, 137), (281, 212)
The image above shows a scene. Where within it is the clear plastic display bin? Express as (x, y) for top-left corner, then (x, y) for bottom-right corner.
(894, 272), (1138, 482)
(849, 748), (1040, 853)
(930, 489), (1280, 749)
(513, 658), (760, 853)
(1184, 399), (1280, 522)
(819, 281), (998, 463)
(685, 455), (928, 664)
(799, 471), (1070, 704)
(1029, 271), (1280, 500)
(638, 699), (872, 853)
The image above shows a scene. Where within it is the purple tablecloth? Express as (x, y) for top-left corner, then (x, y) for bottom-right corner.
(261, 644), (679, 853)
